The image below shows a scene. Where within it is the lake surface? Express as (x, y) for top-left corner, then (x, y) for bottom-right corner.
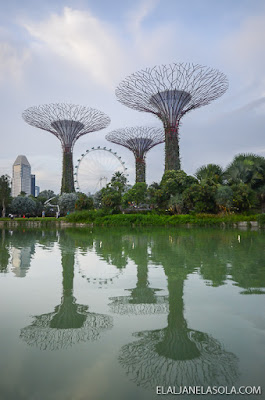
(0, 227), (264, 400)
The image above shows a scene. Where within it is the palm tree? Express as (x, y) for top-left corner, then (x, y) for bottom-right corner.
(195, 164), (224, 185)
(225, 153), (265, 188)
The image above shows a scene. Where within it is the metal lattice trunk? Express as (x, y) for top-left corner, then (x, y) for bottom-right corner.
(61, 151), (75, 193)
(116, 63), (228, 172)
(106, 127), (164, 184)
(165, 126), (180, 170)
(135, 157), (146, 183)
(22, 104), (110, 193)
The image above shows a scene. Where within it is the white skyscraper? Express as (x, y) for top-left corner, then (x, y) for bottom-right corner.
(12, 155), (31, 197)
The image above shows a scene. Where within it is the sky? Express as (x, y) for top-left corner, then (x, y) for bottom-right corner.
(1, 0), (265, 193)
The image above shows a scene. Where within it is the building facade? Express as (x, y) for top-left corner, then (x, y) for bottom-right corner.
(31, 174), (36, 196)
(12, 155), (31, 197)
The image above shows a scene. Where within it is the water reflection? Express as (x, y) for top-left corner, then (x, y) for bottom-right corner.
(119, 231), (240, 388)
(20, 231), (113, 350)
(0, 229), (10, 273)
(109, 234), (168, 315)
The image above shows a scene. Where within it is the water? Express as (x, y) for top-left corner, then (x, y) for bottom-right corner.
(0, 227), (264, 400)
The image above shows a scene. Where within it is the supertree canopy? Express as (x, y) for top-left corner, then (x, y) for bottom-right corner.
(116, 63), (228, 171)
(106, 127), (164, 182)
(22, 103), (110, 193)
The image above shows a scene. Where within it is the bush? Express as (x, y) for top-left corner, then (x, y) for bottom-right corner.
(231, 183), (257, 212)
(182, 183), (217, 213)
(11, 196), (36, 215)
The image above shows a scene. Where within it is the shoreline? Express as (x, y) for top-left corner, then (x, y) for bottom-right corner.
(0, 215), (262, 230)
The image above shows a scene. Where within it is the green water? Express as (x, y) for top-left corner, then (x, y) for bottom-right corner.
(0, 227), (264, 400)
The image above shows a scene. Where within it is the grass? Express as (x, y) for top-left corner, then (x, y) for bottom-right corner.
(64, 210), (259, 227)
(0, 211), (262, 227)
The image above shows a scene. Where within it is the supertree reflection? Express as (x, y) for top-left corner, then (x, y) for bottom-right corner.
(119, 231), (238, 388)
(20, 231), (113, 350)
(109, 234), (168, 315)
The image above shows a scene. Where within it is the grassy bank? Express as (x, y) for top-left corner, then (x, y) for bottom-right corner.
(65, 210), (262, 227)
(0, 212), (264, 227)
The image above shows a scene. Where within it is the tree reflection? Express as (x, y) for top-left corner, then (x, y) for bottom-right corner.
(20, 231), (113, 350)
(0, 229), (10, 273)
(109, 234), (168, 315)
(119, 231), (239, 388)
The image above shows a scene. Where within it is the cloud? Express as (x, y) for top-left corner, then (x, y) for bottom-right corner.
(0, 41), (30, 84)
(127, 0), (159, 34)
(221, 11), (265, 92)
(22, 7), (125, 89)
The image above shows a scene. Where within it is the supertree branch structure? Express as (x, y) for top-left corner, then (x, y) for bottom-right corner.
(116, 63), (228, 171)
(22, 103), (110, 193)
(106, 127), (164, 183)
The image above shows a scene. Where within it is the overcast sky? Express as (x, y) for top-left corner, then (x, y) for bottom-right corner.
(1, 0), (265, 193)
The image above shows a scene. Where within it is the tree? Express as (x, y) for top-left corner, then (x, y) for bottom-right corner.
(0, 175), (11, 217)
(231, 183), (257, 212)
(100, 172), (128, 213)
(122, 183), (148, 207)
(161, 170), (197, 198)
(11, 196), (36, 215)
(58, 193), (78, 214)
(182, 183), (217, 213)
(38, 190), (56, 201)
(75, 193), (94, 211)
(195, 164), (224, 185)
(225, 153), (265, 189)
(215, 186), (233, 212)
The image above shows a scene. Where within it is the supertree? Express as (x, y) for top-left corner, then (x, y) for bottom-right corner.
(116, 63), (228, 171)
(22, 103), (110, 193)
(106, 127), (164, 183)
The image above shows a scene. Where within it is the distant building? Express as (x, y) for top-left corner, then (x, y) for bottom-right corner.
(31, 174), (36, 196)
(12, 155), (31, 197)
(35, 186), (40, 197)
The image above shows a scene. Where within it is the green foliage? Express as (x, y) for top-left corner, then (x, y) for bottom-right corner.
(182, 183), (217, 213)
(225, 153), (265, 189)
(100, 172), (128, 212)
(167, 193), (185, 214)
(61, 152), (75, 193)
(101, 189), (122, 212)
(65, 212), (258, 227)
(215, 186), (233, 211)
(11, 196), (37, 215)
(257, 214), (265, 225)
(147, 182), (167, 209)
(75, 193), (94, 211)
(38, 190), (56, 201)
(161, 170), (197, 196)
(0, 175), (11, 217)
(59, 193), (78, 214)
(195, 164), (224, 185)
(122, 183), (148, 207)
(231, 183), (257, 212)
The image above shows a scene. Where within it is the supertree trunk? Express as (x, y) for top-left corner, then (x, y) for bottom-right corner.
(165, 126), (180, 171)
(61, 150), (75, 193)
(135, 157), (146, 183)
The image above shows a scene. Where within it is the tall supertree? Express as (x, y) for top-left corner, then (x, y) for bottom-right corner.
(22, 103), (110, 193)
(116, 63), (228, 171)
(106, 127), (164, 182)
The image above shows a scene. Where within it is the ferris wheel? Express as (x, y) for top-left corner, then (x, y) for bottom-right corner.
(74, 146), (128, 194)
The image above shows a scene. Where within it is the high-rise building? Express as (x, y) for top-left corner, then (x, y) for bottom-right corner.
(12, 155), (31, 197)
(35, 186), (40, 197)
(31, 174), (36, 197)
